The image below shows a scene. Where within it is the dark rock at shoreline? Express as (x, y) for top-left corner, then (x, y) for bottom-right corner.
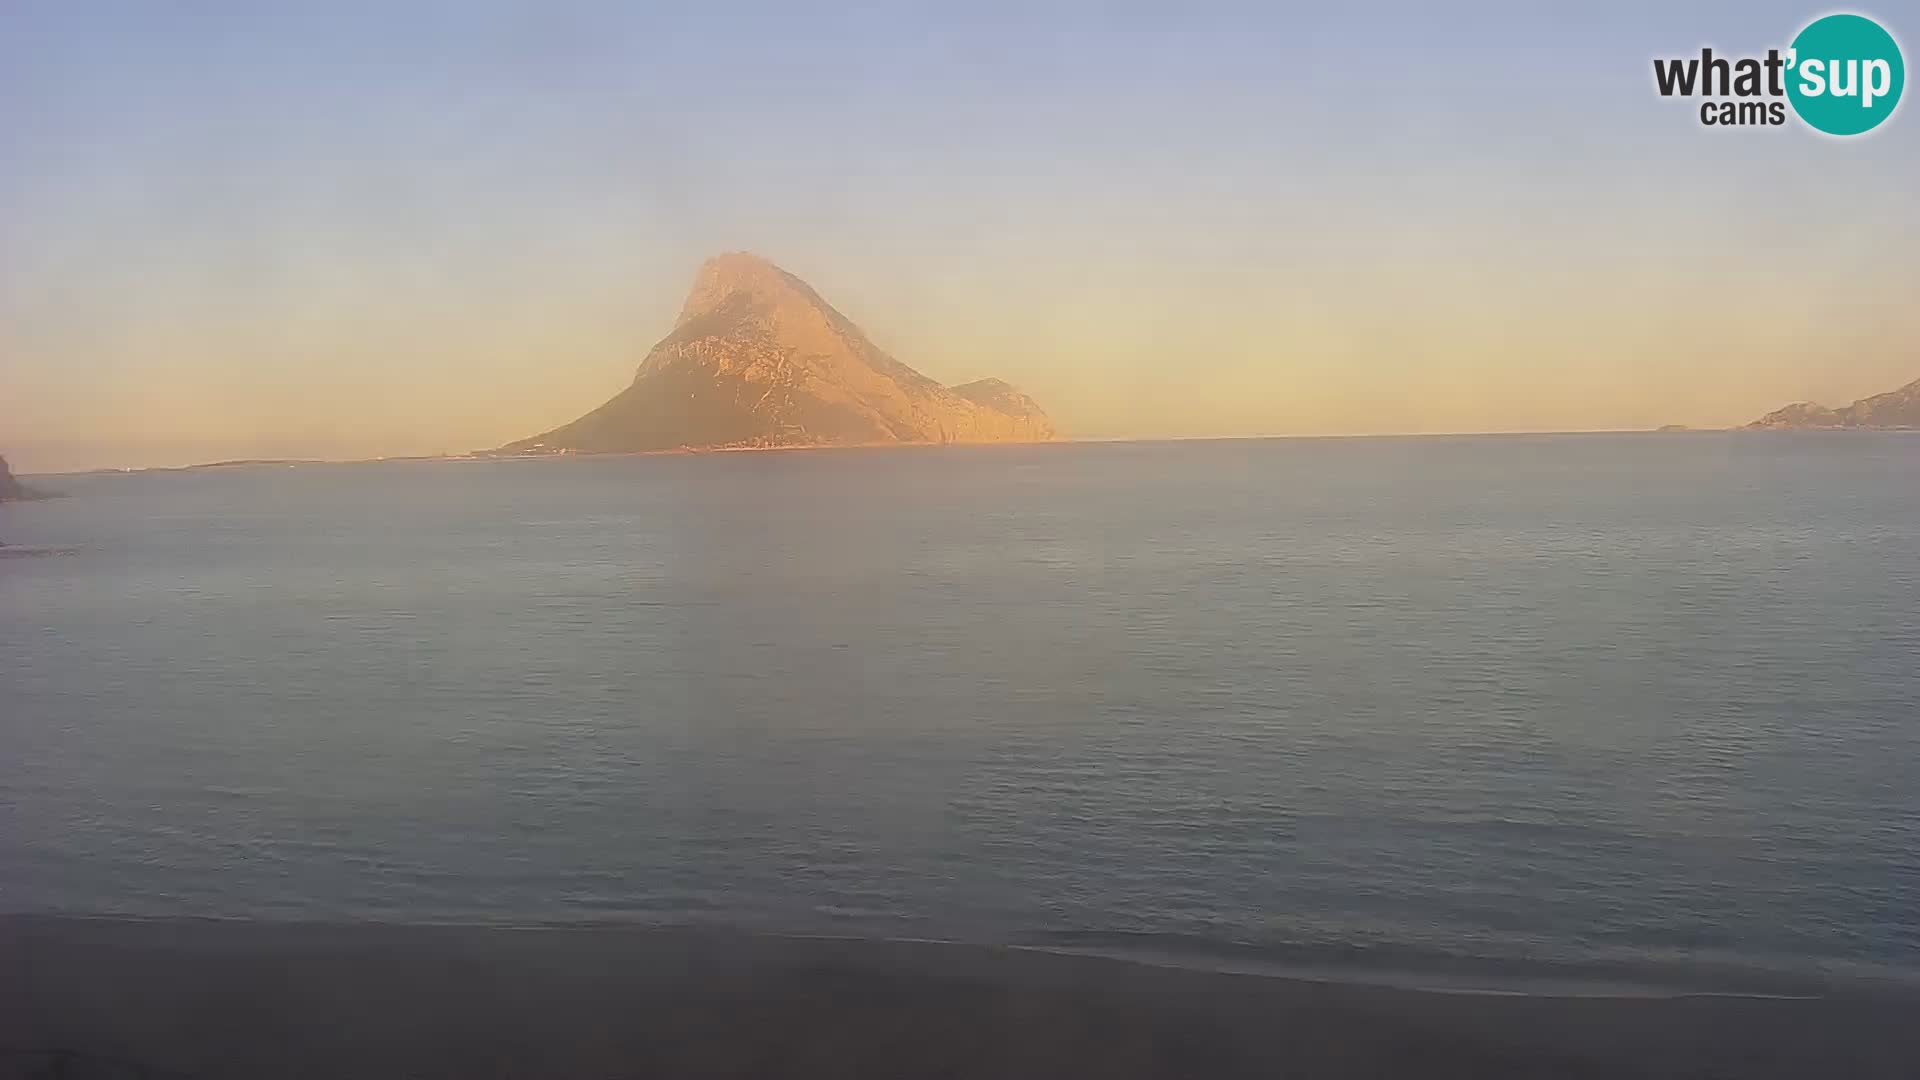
(0, 454), (49, 502)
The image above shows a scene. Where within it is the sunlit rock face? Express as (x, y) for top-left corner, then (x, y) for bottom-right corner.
(503, 253), (1056, 453)
(1749, 376), (1920, 429)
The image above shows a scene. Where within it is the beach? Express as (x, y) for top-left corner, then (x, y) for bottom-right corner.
(4, 916), (1918, 1079)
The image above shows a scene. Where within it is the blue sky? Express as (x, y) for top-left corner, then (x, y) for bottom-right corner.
(2, 2), (1916, 470)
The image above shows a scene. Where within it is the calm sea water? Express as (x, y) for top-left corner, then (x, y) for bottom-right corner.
(3, 434), (1917, 992)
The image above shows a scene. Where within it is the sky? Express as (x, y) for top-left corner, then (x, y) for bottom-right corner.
(2, 1), (1916, 472)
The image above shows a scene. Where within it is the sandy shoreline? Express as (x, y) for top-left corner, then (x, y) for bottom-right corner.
(3, 916), (1917, 1079)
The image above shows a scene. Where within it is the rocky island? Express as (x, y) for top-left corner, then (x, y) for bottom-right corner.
(1749, 374), (1920, 429)
(501, 253), (1055, 454)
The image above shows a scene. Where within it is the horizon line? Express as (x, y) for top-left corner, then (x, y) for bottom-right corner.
(31, 425), (1909, 479)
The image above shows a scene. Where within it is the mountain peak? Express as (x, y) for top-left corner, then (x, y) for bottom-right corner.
(677, 252), (818, 326)
(503, 256), (1056, 454)
(687, 251), (787, 296)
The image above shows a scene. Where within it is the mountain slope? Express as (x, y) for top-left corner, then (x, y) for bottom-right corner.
(1749, 375), (1920, 429)
(503, 254), (1055, 453)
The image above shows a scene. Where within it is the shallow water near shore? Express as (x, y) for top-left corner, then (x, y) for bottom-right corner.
(3, 433), (1917, 994)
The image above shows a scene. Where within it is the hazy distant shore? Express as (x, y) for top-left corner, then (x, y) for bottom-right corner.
(30, 425), (1920, 479)
(4, 917), (1916, 1079)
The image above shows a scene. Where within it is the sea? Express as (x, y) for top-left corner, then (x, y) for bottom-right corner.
(3, 433), (1917, 996)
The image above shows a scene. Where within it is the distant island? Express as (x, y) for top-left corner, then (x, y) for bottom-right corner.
(1748, 375), (1920, 429)
(499, 253), (1055, 455)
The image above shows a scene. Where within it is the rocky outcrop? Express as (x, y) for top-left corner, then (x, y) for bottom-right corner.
(503, 254), (1056, 453)
(0, 454), (38, 502)
(949, 379), (1056, 441)
(1749, 376), (1920, 429)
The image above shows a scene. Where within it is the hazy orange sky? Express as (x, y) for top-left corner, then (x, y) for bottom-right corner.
(2, 3), (1916, 473)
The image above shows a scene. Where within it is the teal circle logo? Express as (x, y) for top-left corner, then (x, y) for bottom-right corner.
(1786, 14), (1905, 135)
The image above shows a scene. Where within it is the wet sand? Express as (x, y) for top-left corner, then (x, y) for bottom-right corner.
(3, 916), (1916, 1078)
